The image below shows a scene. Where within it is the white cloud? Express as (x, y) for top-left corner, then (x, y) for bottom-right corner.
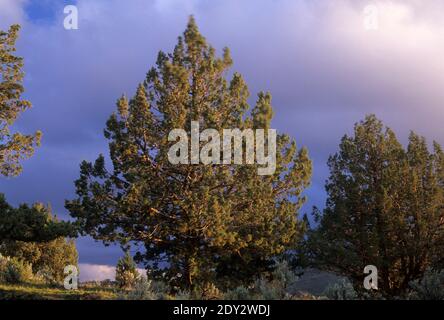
(78, 263), (145, 282)
(0, 0), (27, 28)
(79, 263), (115, 282)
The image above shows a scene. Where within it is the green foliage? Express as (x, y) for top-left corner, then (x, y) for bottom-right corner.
(123, 262), (303, 300)
(253, 261), (298, 300)
(0, 195), (77, 285)
(225, 260), (300, 300)
(66, 16), (312, 290)
(0, 194), (77, 243)
(409, 269), (444, 300)
(0, 24), (41, 177)
(173, 289), (191, 300)
(189, 282), (223, 300)
(0, 254), (33, 284)
(0, 282), (117, 300)
(0, 237), (78, 284)
(323, 279), (358, 300)
(119, 277), (171, 300)
(115, 251), (139, 289)
(224, 285), (252, 300)
(306, 115), (444, 297)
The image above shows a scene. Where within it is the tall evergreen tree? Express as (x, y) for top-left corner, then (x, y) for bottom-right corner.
(66, 17), (312, 289)
(0, 25), (41, 177)
(306, 115), (444, 297)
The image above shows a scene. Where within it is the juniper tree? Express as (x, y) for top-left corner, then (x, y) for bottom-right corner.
(306, 115), (444, 297)
(66, 17), (312, 289)
(0, 194), (76, 243)
(0, 25), (41, 177)
(115, 251), (139, 289)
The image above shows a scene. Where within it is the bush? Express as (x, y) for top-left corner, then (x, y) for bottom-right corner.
(0, 238), (78, 284)
(34, 266), (58, 285)
(225, 260), (299, 300)
(190, 282), (223, 300)
(122, 277), (156, 300)
(120, 277), (171, 300)
(255, 260), (299, 299)
(224, 286), (253, 300)
(115, 251), (139, 290)
(409, 269), (444, 300)
(323, 279), (358, 300)
(0, 254), (33, 284)
(174, 289), (191, 300)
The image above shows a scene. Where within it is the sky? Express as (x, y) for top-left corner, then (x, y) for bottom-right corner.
(1, 0), (444, 281)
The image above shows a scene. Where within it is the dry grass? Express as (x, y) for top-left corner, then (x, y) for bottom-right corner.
(0, 282), (118, 300)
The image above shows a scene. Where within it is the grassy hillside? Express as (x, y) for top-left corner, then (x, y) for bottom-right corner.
(0, 268), (340, 300)
(0, 282), (117, 300)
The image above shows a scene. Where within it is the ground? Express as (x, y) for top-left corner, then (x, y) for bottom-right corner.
(0, 269), (340, 300)
(0, 282), (117, 300)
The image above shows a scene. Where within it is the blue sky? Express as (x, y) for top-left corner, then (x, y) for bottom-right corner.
(24, 1), (64, 23)
(1, 0), (444, 280)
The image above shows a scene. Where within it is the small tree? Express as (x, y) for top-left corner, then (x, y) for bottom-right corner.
(116, 251), (139, 290)
(409, 269), (444, 300)
(0, 25), (41, 177)
(306, 115), (444, 297)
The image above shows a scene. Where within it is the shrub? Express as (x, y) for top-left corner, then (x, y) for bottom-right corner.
(191, 282), (223, 300)
(0, 254), (33, 284)
(174, 289), (191, 300)
(123, 277), (156, 300)
(255, 277), (286, 300)
(409, 269), (444, 300)
(254, 260), (299, 299)
(120, 277), (171, 300)
(115, 251), (139, 290)
(323, 279), (358, 300)
(224, 286), (253, 300)
(225, 260), (299, 300)
(0, 238), (78, 284)
(34, 266), (58, 285)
